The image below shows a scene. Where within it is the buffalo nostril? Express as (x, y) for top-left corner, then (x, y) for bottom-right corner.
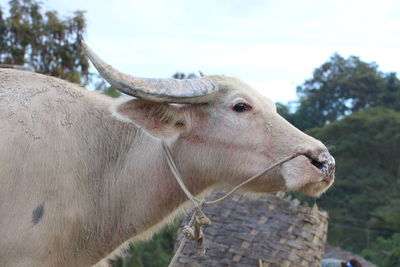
(306, 152), (335, 175)
(311, 158), (324, 170)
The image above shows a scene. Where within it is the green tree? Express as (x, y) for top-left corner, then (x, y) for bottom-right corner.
(297, 54), (385, 126)
(111, 222), (179, 267)
(284, 54), (400, 130)
(0, 0), (88, 84)
(279, 55), (400, 266)
(380, 72), (400, 111)
(306, 107), (400, 258)
(277, 100), (325, 131)
(94, 79), (122, 98)
(172, 72), (197, 79)
(362, 233), (400, 266)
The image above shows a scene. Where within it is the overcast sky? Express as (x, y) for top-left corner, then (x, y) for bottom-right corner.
(43, 0), (399, 103)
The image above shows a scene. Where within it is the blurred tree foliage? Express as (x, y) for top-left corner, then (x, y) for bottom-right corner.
(280, 54), (400, 130)
(306, 108), (400, 262)
(94, 79), (122, 98)
(279, 54), (400, 266)
(112, 223), (179, 267)
(362, 233), (400, 266)
(0, 0), (88, 84)
(172, 72), (198, 79)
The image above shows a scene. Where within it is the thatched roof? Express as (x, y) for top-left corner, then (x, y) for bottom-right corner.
(174, 191), (328, 267)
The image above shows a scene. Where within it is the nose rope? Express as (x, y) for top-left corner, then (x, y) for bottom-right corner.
(162, 142), (300, 267)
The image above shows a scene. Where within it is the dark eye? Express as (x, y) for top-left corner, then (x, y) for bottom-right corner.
(233, 103), (252, 112)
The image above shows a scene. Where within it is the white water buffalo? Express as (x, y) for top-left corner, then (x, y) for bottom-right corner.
(0, 43), (334, 267)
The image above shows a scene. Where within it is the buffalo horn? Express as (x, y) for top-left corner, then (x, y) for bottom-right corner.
(82, 42), (219, 103)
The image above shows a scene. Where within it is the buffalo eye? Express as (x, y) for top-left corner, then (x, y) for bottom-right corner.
(233, 103), (252, 112)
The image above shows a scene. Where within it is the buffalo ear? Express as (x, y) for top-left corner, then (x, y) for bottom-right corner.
(116, 99), (187, 138)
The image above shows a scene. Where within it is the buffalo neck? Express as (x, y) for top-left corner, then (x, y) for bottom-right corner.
(85, 113), (212, 261)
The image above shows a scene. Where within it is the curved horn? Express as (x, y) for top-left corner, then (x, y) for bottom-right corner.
(81, 42), (219, 103)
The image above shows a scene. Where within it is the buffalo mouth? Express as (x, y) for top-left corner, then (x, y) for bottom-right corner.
(281, 152), (335, 197)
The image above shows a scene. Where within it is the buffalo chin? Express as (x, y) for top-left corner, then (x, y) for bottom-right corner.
(281, 156), (334, 197)
(298, 179), (334, 197)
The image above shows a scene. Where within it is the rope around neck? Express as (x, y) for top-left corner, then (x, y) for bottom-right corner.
(163, 142), (300, 267)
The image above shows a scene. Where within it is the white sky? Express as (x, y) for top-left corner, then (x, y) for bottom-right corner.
(42, 0), (400, 103)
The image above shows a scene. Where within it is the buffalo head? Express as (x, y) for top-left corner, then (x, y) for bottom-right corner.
(83, 42), (335, 197)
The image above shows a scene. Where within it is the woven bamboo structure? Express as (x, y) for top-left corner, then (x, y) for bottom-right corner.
(174, 191), (328, 267)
